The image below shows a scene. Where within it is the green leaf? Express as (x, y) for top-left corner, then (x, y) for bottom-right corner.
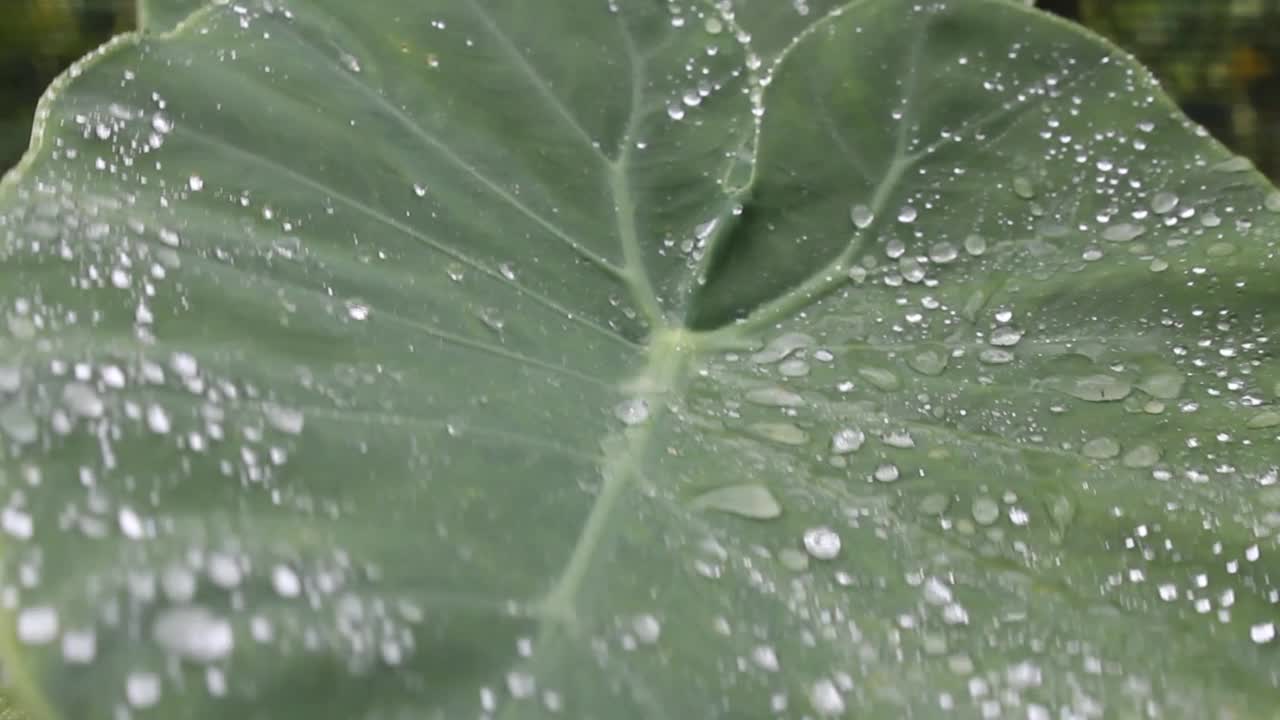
(1, 0), (1279, 718)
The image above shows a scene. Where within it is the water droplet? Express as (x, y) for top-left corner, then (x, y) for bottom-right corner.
(614, 398), (650, 425)
(1082, 437), (1120, 460)
(778, 359), (810, 378)
(918, 493), (950, 515)
(858, 367), (899, 391)
(1252, 622), (1276, 644)
(873, 463), (900, 483)
(0, 365), (19, 392)
(751, 645), (780, 672)
(1064, 375), (1131, 402)
(692, 484), (781, 519)
(908, 349), (948, 376)
(922, 577), (953, 605)
(187, 175), (204, 192)
(152, 606), (234, 663)
(126, 671), (161, 708)
(749, 423), (808, 446)
(146, 404), (172, 434)
(1, 403), (38, 444)
(1247, 411), (1280, 429)
(632, 614), (661, 644)
(1206, 242), (1236, 257)
(271, 564), (301, 598)
(897, 206), (918, 223)
(928, 242), (958, 264)
(849, 204), (874, 229)
(346, 301), (370, 320)
(990, 326), (1024, 347)
(1265, 191), (1280, 213)
(745, 386), (804, 407)
(831, 428), (865, 454)
(809, 678), (845, 716)
(151, 113), (172, 134)
(1102, 223), (1145, 242)
(750, 333), (814, 364)
(16, 606), (58, 645)
(61, 629), (96, 663)
(62, 382), (104, 418)
(1212, 156), (1253, 173)
(964, 234), (987, 255)
(263, 403), (304, 435)
(971, 497), (1000, 526)
(1138, 372), (1184, 400)
(1122, 445), (1161, 468)
(1150, 192), (1178, 214)
(1012, 177), (1035, 199)
(666, 103), (685, 120)
(978, 349), (1014, 365)
(413, 183), (428, 197)
(802, 526), (841, 559)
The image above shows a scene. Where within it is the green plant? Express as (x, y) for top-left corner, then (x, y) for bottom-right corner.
(0, 0), (1278, 717)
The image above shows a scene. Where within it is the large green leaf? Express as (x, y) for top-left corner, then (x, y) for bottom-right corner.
(1, 0), (1278, 717)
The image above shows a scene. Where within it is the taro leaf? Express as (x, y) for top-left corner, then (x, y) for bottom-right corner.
(1, 0), (1279, 718)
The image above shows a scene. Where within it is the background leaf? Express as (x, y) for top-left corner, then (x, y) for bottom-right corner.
(0, 1), (1278, 718)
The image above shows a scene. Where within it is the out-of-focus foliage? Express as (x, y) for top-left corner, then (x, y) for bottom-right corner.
(1081, 0), (1280, 179)
(0, 0), (134, 170)
(0, 0), (1278, 177)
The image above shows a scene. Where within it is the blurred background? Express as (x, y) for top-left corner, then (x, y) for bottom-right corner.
(1, 0), (1278, 178)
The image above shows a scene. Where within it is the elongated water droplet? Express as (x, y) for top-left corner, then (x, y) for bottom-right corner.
(1122, 444), (1160, 468)
(858, 367), (899, 391)
(745, 387), (804, 407)
(1102, 223), (1145, 242)
(1151, 191), (1178, 214)
(692, 484), (781, 519)
(1082, 437), (1120, 459)
(1065, 375), (1131, 402)
(750, 423), (808, 446)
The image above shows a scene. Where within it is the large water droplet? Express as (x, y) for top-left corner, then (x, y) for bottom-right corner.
(849, 204), (874, 229)
(16, 606), (58, 645)
(1064, 375), (1131, 402)
(809, 678), (846, 716)
(1082, 437), (1120, 460)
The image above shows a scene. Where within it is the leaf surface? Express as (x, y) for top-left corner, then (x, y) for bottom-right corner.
(1, 1), (1279, 718)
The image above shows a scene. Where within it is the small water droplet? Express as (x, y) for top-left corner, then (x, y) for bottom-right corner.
(631, 614), (661, 644)
(964, 234), (987, 255)
(907, 349), (948, 376)
(809, 678), (845, 716)
(271, 564), (301, 597)
(16, 606), (58, 645)
(62, 382), (104, 418)
(897, 206), (918, 223)
(1252, 622), (1276, 644)
(126, 671), (162, 708)
(1012, 176), (1036, 199)
(802, 526), (841, 560)
(831, 428), (865, 454)
(614, 398), (650, 425)
(873, 463), (900, 482)
(850, 204), (874, 229)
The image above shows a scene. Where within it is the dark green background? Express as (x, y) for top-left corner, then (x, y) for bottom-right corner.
(1, 1), (1278, 174)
